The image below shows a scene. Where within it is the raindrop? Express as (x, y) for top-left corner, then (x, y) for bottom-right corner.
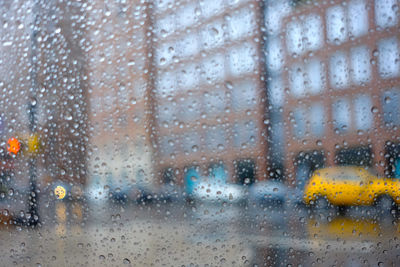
(123, 258), (131, 264)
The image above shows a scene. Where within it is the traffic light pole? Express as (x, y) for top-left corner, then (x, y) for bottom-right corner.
(28, 1), (40, 227)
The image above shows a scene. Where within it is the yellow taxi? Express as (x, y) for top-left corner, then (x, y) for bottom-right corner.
(303, 166), (400, 207)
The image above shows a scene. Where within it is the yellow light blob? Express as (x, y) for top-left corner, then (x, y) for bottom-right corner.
(54, 185), (66, 200)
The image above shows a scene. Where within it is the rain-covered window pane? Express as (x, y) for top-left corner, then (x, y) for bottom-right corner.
(382, 88), (400, 126)
(177, 64), (199, 91)
(375, 0), (399, 28)
(289, 65), (306, 97)
(306, 59), (325, 94)
(326, 6), (347, 44)
(348, 0), (369, 37)
(233, 120), (257, 148)
(310, 103), (325, 136)
(3, 1), (400, 266)
(232, 80), (257, 111)
(228, 8), (256, 40)
(182, 131), (201, 153)
(333, 98), (351, 132)
(350, 45), (371, 84)
(293, 107), (307, 138)
(303, 14), (323, 51)
(178, 33), (199, 58)
(266, 36), (284, 73)
(201, 20), (225, 49)
(205, 90), (226, 114)
(268, 76), (284, 107)
(286, 20), (303, 55)
(229, 44), (256, 75)
(330, 51), (350, 89)
(354, 94), (373, 130)
(206, 125), (225, 151)
(202, 54), (225, 82)
(377, 37), (400, 78)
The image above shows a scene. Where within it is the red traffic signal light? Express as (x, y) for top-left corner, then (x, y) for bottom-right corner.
(7, 137), (21, 155)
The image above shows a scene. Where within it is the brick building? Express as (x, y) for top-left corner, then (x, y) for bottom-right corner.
(277, 0), (400, 185)
(150, 0), (269, 187)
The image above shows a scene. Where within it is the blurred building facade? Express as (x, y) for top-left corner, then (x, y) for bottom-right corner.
(271, 0), (400, 185)
(86, 1), (155, 192)
(150, 0), (268, 187)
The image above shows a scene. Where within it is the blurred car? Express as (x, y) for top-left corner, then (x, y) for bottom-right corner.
(191, 179), (246, 203)
(109, 183), (154, 203)
(303, 166), (400, 209)
(248, 181), (287, 207)
(155, 183), (184, 202)
(85, 176), (110, 203)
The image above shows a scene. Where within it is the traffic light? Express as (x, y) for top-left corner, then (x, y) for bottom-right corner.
(7, 137), (21, 155)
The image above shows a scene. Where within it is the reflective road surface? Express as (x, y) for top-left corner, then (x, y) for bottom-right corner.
(0, 200), (399, 266)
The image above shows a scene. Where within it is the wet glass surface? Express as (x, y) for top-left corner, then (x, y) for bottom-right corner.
(0, 0), (399, 266)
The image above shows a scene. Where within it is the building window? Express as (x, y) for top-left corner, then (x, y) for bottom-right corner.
(235, 159), (255, 185)
(293, 107), (307, 138)
(209, 163), (227, 182)
(184, 166), (200, 193)
(326, 5), (347, 44)
(286, 14), (323, 55)
(200, 0), (224, 17)
(329, 51), (350, 89)
(332, 98), (351, 133)
(348, 0), (369, 37)
(377, 37), (400, 79)
(228, 8), (256, 40)
(205, 125), (225, 151)
(157, 103), (177, 123)
(232, 80), (258, 111)
(309, 103), (325, 137)
(162, 167), (176, 184)
(181, 131), (201, 154)
(335, 146), (372, 166)
(268, 76), (284, 108)
(201, 19), (225, 50)
(289, 64), (306, 97)
(202, 54), (225, 83)
(233, 120), (257, 148)
(177, 3), (197, 29)
(177, 33), (199, 59)
(156, 71), (176, 97)
(286, 20), (303, 55)
(375, 0), (399, 29)
(382, 88), (400, 126)
(306, 59), (325, 94)
(155, 42), (174, 67)
(289, 59), (325, 97)
(160, 135), (177, 156)
(176, 64), (199, 92)
(205, 90), (226, 114)
(266, 36), (284, 73)
(350, 45), (371, 85)
(229, 44), (256, 75)
(179, 96), (201, 122)
(354, 94), (373, 131)
(326, 1), (368, 44)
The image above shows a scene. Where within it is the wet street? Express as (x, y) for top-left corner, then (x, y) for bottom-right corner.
(0, 200), (399, 266)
